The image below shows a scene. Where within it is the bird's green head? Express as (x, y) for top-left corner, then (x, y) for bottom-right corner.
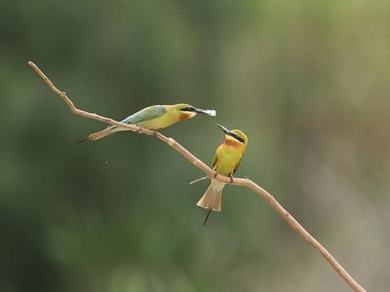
(170, 103), (216, 120)
(217, 124), (248, 148)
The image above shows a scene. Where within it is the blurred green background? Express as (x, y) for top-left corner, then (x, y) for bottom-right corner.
(1, 0), (389, 291)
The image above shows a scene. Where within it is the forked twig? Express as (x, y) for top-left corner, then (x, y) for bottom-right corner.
(28, 61), (366, 292)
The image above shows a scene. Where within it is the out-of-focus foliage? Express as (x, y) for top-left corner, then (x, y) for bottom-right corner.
(1, 0), (389, 291)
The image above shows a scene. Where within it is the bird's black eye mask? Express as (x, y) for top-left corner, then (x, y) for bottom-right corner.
(230, 133), (245, 143)
(180, 107), (196, 112)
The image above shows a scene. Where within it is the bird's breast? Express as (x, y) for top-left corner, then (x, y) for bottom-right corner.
(214, 144), (243, 175)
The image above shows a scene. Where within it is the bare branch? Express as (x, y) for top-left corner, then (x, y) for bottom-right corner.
(28, 61), (366, 292)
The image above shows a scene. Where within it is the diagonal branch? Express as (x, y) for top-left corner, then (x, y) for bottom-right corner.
(28, 61), (366, 292)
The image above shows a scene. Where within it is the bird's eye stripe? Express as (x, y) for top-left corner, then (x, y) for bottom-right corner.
(231, 134), (245, 143)
(180, 107), (195, 112)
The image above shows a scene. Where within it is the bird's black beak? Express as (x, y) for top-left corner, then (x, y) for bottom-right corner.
(181, 107), (216, 117)
(216, 124), (231, 135)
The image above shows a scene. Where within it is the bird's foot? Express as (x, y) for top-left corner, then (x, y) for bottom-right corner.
(229, 175), (234, 183)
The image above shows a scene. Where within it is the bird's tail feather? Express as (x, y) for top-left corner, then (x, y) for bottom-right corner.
(196, 179), (225, 212)
(75, 126), (123, 143)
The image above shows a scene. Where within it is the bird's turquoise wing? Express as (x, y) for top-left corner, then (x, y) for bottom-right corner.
(121, 105), (166, 124)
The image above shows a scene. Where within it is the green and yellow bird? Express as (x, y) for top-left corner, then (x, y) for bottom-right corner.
(197, 124), (248, 225)
(77, 103), (216, 142)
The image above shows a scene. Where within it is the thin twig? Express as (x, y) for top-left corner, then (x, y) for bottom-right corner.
(28, 61), (366, 292)
(189, 176), (208, 185)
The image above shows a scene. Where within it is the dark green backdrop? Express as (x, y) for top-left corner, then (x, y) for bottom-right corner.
(1, 0), (389, 291)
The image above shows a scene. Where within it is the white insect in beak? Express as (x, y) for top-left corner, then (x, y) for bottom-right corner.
(203, 109), (216, 117)
(195, 108), (216, 116)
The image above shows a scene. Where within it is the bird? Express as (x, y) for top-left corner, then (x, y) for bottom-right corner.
(196, 124), (248, 225)
(76, 103), (216, 143)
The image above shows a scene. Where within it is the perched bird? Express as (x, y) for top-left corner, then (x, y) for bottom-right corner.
(196, 124), (248, 225)
(76, 103), (216, 143)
